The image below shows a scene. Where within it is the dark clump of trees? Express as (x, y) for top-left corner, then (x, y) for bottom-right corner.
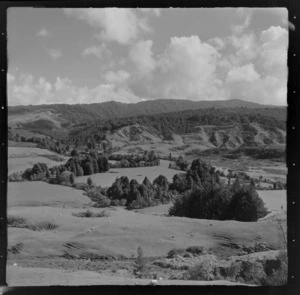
(109, 151), (160, 168)
(65, 150), (109, 176)
(168, 159), (269, 222)
(105, 175), (172, 209)
(8, 130), (69, 155)
(22, 162), (50, 181)
(169, 156), (189, 171)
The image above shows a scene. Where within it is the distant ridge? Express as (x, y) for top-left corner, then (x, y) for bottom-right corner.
(8, 99), (282, 124)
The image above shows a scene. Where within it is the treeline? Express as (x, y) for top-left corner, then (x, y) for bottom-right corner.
(91, 157), (269, 221)
(10, 155), (270, 222)
(8, 129), (69, 155)
(68, 107), (286, 145)
(109, 151), (160, 168)
(92, 175), (172, 209)
(65, 150), (109, 176)
(8, 150), (161, 182)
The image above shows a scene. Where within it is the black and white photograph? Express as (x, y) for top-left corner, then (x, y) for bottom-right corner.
(4, 6), (290, 287)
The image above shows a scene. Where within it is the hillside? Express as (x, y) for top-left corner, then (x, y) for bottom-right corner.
(8, 99), (283, 127)
(103, 123), (285, 151)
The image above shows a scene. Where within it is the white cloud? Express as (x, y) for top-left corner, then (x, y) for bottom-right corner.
(232, 12), (251, 34)
(104, 70), (130, 85)
(129, 40), (156, 77)
(64, 8), (151, 45)
(7, 72), (142, 106)
(228, 33), (258, 65)
(259, 26), (288, 74)
(208, 37), (226, 51)
(82, 44), (111, 59)
(149, 35), (223, 100)
(48, 49), (62, 60)
(37, 27), (50, 37)
(226, 63), (260, 83)
(225, 75), (286, 105)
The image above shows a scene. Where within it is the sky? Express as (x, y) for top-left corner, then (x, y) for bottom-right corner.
(7, 7), (289, 106)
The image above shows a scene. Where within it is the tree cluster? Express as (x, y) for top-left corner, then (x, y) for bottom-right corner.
(105, 175), (172, 209)
(109, 151), (160, 168)
(65, 150), (109, 176)
(169, 159), (269, 222)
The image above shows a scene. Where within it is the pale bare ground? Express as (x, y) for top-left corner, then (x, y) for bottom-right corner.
(7, 181), (91, 208)
(8, 146), (69, 174)
(76, 160), (184, 187)
(6, 266), (252, 286)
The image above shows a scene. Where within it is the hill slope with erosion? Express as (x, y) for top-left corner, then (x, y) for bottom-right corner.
(100, 122), (285, 152)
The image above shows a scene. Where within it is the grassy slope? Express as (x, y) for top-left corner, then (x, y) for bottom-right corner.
(7, 182), (91, 208)
(8, 205), (286, 258)
(6, 265), (251, 286)
(8, 146), (69, 174)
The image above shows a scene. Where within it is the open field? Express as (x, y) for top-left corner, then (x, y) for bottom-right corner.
(6, 266), (252, 286)
(6, 145), (287, 286)
(77, 160), (184, 187)
(7, 200), (286, 259)
(8, 146), (69, 174)
(7, 182), (91, 208)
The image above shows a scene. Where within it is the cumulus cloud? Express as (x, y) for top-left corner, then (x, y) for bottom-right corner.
(259, 26), (288, 75)
(64, 8), (152, 45)
(104, 70), (130, 85)
(82, 44), (111, 59)
(144, 35), (223, 100)
(208, 37), (226, 51)
(129, 39), (156, 77)
(226, 63), (260, 83)
(37, 27), (50, 37)
(7, 72), (142, 106)
(48, 49), (62, 60)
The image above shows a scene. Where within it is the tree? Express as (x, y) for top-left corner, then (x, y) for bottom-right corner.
(134, 246), (146, 278)
(87, 177), (93, 186)
(229, 186), (269, 221)
(71, 149), (79, 157)
(70, 173), (75, 185)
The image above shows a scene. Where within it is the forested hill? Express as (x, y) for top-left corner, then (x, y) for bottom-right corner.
(8, 99), (280, 125)
(68, 107), (286, 144)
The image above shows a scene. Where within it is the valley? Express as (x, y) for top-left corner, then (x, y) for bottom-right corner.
(6, 99), (287, 286)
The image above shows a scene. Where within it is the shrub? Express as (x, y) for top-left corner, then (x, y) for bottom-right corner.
(92, 194), (111, 208)
(167, 248), (186, 258)
(187, 260), (216, 281)
(72, 210), (110, 218)
(186, 246), (204, 255)
(8, 172), (23, 182)
(7, 215), (26, 227)
(58, 171), (75, 184)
